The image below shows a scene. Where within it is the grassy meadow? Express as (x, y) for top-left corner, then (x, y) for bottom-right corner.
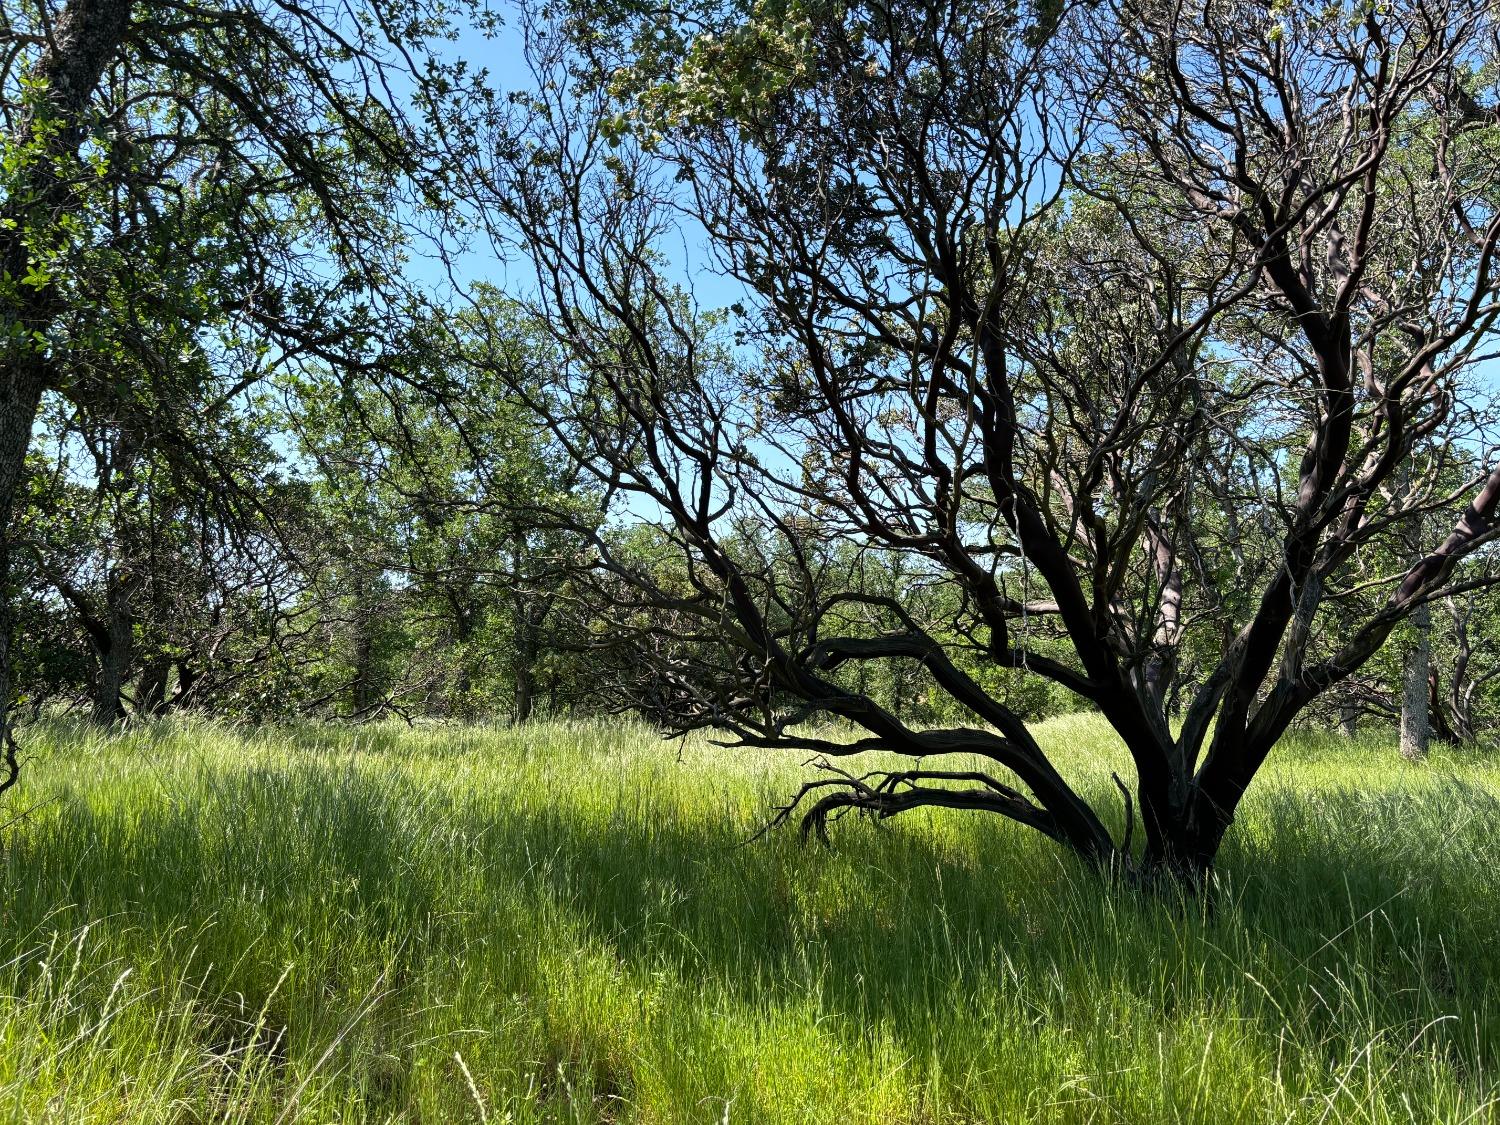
(0, 716), (1497, 1123)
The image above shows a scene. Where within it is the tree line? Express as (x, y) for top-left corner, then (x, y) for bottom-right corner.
(6, 0), (1500, 884)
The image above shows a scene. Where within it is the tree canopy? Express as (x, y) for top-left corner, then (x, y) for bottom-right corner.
(4, 0), (1500, 885)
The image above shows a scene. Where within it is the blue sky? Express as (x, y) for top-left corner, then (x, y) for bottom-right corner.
(405, 7), (749, 314)
(398, 4), (1500, 532)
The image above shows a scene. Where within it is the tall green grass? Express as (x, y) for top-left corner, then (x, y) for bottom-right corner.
(0, 715), (1497, 1122)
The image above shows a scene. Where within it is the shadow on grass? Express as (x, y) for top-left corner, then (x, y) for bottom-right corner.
(4, 754), (1499, 1090)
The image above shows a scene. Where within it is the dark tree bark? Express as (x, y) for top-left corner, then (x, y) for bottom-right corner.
(513, 645), (535, 724)
(1428, 667), (1459, 745)
(349, 599), (381, 718)
(511, 597), (553, 724)
(508, 532), (557, 725)
(91, 568), (139, 725)
(137, 657), (171, 717)
(467, 0), (1500, 887)
(0, 0), (134, 768)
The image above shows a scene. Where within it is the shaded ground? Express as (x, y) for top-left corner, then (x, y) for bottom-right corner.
(0, 716), (1497, 1122)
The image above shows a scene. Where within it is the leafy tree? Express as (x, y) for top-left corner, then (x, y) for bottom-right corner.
(16, 385), (308, 721)
(282, 304), (599, 722)
(1, 0), (482, 772)
(468, 0), (1500, 885)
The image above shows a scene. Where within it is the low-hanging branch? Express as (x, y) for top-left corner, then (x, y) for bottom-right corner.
(451, 0), (1500, 886)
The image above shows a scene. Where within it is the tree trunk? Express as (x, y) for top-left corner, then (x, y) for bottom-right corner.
(509, 542), (555, 725)
(173, 659), (200, 708)
(1338, 700), (1358, 737)
(513, 619), (536, 724)
(137, 657), (171, 716)
(1143, 512), (1183, 714)
(514, 665), (534, 724)
(447, 596), (477, 719)
(1401, 601), (1431, 761)
(0, 364), (45, 788)
(1, 0), (136, 775)
(89, 559), (141, 725)
(1140, 809), (1223, 890)
(92, 638), (129, 725)
(1444, 595), (1478, 743)
(351, 624), (378, 717)
(1428, 667), (1459, 744)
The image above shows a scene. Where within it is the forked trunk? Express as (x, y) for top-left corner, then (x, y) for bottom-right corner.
(1137, 795), (1234, 892)
(1428, 668), (1459, 745)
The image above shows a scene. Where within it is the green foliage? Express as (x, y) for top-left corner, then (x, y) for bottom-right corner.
(272, 302), (601, 722)
(581, 0), (1064, 143)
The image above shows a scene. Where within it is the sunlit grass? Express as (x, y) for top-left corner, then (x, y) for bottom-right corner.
(0, 715), (1497, 1122)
